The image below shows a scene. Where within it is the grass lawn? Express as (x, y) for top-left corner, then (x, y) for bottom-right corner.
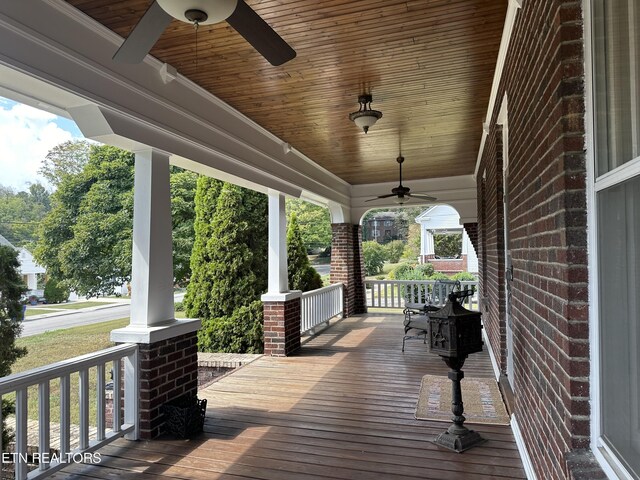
(382, 261), (403, 275)
(23, 308), (60, 317)
(49, 301), (114, 310)
(8, 318), (129, 426)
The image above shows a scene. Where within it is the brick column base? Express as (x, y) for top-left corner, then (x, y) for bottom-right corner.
(138, 331), (198, 439)
(263, 294), (302, 356)
(564, 450), (607, 480)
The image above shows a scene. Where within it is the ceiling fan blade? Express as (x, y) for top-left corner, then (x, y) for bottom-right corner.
(226, 0), (296, 66)
(365, 194), (398, 202)
(113, 1), (173, 63)
(407, 193), (437, 201)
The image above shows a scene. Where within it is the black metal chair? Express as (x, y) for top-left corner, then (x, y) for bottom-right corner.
(401, 280), (461, 352)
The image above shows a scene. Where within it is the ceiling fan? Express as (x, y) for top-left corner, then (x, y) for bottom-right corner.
(366, 155), (437, 205)
(113, 0), (296, 66)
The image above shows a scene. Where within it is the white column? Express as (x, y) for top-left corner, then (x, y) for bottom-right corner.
(130, 149), (174, 327)
(112, 148), (200, 344)
(424, 229), (435, 256)
(267, 189), (288, 294)
(27, 273), (37, 290)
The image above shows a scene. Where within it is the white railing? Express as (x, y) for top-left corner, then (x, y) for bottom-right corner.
(0, 344), (139, 480)
(301, 283), (344, 335)
(365, 280), (480, 311)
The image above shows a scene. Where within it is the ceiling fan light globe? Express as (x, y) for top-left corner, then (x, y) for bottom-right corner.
(157, 0), (238, 24)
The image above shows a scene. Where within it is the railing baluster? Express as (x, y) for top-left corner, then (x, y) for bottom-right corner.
(39, 381), (51, 472)
(15, 387), (28, 480)
(124, 349), (139, 440)
(79, 368), (89, 449)
(364, 280), (479, 311)
(59, 374), (71, 457)
(97, 363), (106, 441)
(384, 282), (388, 307)
(113, 359), (122, 432)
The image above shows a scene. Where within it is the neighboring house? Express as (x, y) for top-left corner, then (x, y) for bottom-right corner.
(415, 205), (479, 274)
(364, 211), (401, 243)
(0, 233), (45, 289)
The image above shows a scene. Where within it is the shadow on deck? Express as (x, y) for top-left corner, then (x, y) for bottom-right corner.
(53, 313), (526, 479)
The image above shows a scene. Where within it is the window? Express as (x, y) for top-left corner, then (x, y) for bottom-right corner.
(593, 0), (640, 176)
(592, 1), (640, 477)
(597, 177), (640, 478)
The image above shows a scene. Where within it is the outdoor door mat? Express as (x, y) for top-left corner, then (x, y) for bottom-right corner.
(415, 374), (510, 425)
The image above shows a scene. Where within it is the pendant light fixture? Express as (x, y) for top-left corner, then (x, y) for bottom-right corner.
(349, 94), (383, 134)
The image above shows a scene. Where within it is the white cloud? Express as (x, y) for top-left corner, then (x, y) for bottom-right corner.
(0, 100), (80, 191)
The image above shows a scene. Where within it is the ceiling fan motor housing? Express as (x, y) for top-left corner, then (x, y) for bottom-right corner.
(157, 0), (238, 25)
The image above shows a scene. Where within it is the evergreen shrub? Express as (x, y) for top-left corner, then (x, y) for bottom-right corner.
(197, 300), (264, 354)
(43, 278), (69, 303)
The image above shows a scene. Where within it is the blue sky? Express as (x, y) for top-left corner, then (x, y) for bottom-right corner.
(0, 96), (84, 191)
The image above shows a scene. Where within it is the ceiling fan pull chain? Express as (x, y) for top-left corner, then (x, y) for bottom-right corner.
(194, 21), (199, 71)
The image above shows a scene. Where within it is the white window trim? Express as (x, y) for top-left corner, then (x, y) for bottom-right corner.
(585, 1), (638, 478)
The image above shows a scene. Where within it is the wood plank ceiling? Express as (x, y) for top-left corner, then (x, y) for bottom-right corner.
(65, 0), (507, 185)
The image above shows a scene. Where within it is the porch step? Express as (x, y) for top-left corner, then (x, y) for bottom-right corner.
(197, 352), (262, 369)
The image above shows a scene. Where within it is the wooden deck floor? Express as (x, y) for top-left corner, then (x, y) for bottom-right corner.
(53, 314), (526, 480)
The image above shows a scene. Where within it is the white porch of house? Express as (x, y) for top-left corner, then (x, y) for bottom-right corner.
(416, 205), (479, 274)
(0, 1), (487, 479)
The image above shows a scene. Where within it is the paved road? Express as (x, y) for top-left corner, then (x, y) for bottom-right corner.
(20, 293), (186, 338)
(21, 304), (132, 337)
(312, 264), (330, 275)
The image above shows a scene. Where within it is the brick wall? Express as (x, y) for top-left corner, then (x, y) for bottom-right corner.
(423, 257), (468, 275)
(263, 297), (301, 356)
(330, 223), (366, 316)
(137, 331), (199, 439)
(477, 2), (598, 478)
(464, 223), (479, 253)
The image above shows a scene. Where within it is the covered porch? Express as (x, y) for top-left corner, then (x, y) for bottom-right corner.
(51, 313), (525, 480)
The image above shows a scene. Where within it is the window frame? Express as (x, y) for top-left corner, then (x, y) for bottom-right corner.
(586, 1), (640, 478)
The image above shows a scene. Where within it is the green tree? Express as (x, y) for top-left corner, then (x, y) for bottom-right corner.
(0, 245), (28, 447)
(0, 183), (51, 247)
(383, 240), (405, 263)
(287, 213), (322, 292)
(35, 145), (197, 296)
(182, 176), (224, 319)
(170, 169), (199, 286)
(39, 139), (91, 187)
(43, 278), (69, 303)
(434, 233), (462, 258)
(184, 181), (268, 353)
(402, 223), (421, 260)
(36, 145), (135, 297)
(285, 199), (331, 252)
(362, 240), (386, 275)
